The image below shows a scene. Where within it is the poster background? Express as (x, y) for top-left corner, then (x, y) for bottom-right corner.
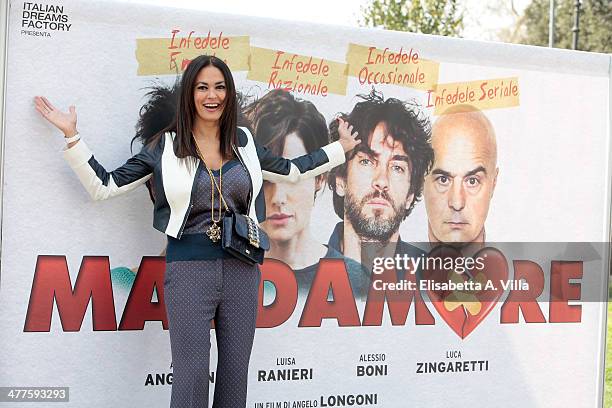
(1, 0), (611, 407)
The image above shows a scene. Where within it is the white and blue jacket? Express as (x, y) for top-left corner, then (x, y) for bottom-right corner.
(63, 126), (346, 239)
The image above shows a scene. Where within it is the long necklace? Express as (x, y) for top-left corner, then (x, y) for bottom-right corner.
(205, 163), (223, 242)
(194, 141), (224, 243)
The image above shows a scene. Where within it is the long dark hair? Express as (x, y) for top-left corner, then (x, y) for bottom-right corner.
(132, 59), (248, 202)
(143, 55), (238, 160)
(132, 75), (248, 153)
(132, 79), (180, 152)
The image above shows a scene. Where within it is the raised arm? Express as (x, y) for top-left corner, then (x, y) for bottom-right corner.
(257, 118), (359, 183)
(34, 96), (157, 200)
(63, 139), (157, 201)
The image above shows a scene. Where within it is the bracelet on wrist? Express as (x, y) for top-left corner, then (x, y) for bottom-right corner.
(64, 132), (80, 144)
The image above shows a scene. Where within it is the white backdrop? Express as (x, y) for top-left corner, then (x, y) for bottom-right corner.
(1, 0), (611, 407)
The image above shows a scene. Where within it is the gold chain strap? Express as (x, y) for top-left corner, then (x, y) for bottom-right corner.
(194, 139), (260, 248)
(208, 167), (229, 212)
(194, 139), (228, 241)
(194, 142), (229, 209)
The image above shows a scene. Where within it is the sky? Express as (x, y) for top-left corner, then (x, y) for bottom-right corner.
(118, 0), (533, 43)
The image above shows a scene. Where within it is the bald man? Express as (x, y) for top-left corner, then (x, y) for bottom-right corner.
(424, 106), (498, 244)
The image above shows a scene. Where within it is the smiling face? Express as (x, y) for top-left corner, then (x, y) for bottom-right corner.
(193, 65), (226, 125)
(336, 122), (414, 242)
(261, 132), (322, 242)
(424, 111), (498, 243)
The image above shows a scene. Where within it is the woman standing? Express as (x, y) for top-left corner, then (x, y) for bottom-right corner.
(34, 55), (358, 407)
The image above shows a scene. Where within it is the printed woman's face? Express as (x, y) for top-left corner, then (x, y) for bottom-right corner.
(193, 65), (226, 125)
(261, 132), (320, 243)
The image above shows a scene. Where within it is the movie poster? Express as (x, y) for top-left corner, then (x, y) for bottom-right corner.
(1, 0), (611, 407)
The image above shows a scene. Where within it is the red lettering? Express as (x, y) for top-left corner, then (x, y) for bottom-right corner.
(268, 70), (281, 90)
(426, 89), (435, 108)
(512, 82), (519, 96)
(272, 51), (284, 70)
(168, 29), (180, 49)
(256, 259), (298, 328)
(210, 36), (218, 49)
(479, 81), (489, 100)
(169, 51), (181, 70)
(500, 261), (546, 323)
(118, 257), (167, 330)
(549, 261), (582, 323)
(181, 58), (192, 71)
(358, 66), (369, 85)
(186, 31), (194, 48)
(366, 47), (376, 65)
(299, 259), (360, 327)
(411, 50), (419, 64)
(24, 256), (117, 332)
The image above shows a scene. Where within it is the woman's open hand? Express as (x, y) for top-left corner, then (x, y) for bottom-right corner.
(34, 96), (78, 137)
(337, 117), (359, 154)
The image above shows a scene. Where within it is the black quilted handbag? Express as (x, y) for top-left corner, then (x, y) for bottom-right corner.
(221, 210), (270, 265)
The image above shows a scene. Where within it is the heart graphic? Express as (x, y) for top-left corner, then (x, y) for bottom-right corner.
(421, 245), (508, 339)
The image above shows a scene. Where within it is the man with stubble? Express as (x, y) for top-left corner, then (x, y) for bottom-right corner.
(328, 91), (434, 288)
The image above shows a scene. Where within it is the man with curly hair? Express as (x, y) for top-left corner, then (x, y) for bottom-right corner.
(328, 90), (434, 276)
